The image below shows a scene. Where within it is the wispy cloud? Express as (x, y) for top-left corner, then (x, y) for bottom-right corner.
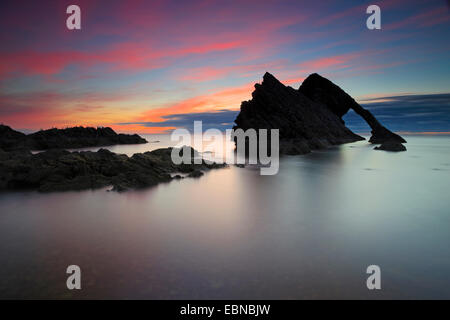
(117, 109), (239, 132)
(384, 6), (450, 30)
(0, 0), (448, 133)
(119, 93), (450, 134)
(345, 93), (450, 132)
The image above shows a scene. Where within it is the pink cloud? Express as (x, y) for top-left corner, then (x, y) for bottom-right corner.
(135, 73), (308, 125)
(299, 52), (362, 71)
(177, 60), (288, 82)
(0, 39), (247, 79)
(0, 0), (305, 80)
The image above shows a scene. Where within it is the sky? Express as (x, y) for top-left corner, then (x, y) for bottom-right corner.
(0, 0), (449, 134)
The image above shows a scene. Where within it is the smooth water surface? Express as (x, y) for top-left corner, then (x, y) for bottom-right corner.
(1, 135), (449, 299)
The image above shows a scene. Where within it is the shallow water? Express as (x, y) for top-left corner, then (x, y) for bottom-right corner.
(1, 135), (449, 299)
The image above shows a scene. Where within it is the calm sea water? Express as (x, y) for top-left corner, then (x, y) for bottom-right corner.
(0, 135), (449, 299)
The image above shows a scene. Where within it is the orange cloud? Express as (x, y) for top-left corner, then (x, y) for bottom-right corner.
(299, 52), (361, 72)
(126, 74), (308, 132)
(137, 83), (255, 124)
(0, 89), (140, 131)
(110, 124), (176, 134)
(283, 77), (306, 86)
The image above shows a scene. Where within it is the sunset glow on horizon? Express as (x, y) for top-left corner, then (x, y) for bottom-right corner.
(1, 0), (449, 134)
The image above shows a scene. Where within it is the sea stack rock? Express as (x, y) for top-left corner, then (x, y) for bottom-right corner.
(233, 72), (406, 155)
(299, 73), (406, 145)
(233, 72), (364, 155)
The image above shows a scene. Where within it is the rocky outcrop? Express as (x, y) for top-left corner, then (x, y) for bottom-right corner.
(374, 141), (407, 152)
(233, 72), (364, 155)
(0, 125), (147, 151)
(0, 147), (225, 192)
(0, 125), (27, 151)
(233, 72), (406, 154)
(299, 73), (406, 144)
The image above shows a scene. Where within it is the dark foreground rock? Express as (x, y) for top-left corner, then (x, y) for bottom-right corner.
(0, 125), (27, 151)
(0, 125), (147, 151)
(0, 147), (225, 192)
(233, 72), (406, 155)
(374, 141), (407, 152)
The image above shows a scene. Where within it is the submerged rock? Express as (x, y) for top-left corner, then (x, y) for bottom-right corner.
(374, 141), (407, 152)
(0, 125), (147, 151)
(0, 147), (225, 192)
(187, 170), (204, 178)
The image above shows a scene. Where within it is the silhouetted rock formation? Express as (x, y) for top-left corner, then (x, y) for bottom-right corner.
(233, 72), (364, 155)
(299, 73), (406, 144)
(0, 125), (147, 151)
(0, 146), (225, 192)
(0, 125), (27, 151)
(233, 72), (406, 154)
(374, 141), (407, 152)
